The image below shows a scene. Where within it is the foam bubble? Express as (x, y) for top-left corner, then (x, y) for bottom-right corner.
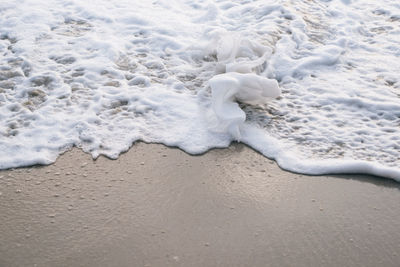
(210, 73), (280, 139)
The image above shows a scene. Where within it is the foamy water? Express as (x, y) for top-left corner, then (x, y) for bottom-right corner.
(1, 0), (399, 180)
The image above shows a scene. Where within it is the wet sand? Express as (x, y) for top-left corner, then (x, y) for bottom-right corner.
(1, 143), (400, 267)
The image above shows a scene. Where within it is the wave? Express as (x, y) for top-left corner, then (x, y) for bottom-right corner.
(0, 0), (399, 181)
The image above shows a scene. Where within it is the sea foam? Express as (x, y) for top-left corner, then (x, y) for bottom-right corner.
(210, 72), (280, 139)
(0, 0), (399, 181)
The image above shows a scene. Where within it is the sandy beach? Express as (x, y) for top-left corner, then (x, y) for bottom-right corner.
(1, 143), (399, 267)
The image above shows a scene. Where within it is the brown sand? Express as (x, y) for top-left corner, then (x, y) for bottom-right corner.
(1, 143), (399, 267)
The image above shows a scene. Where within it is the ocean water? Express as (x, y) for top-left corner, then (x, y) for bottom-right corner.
(1, 0), (399, 180)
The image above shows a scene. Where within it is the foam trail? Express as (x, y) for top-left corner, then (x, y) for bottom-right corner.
(226, 52), (271, 74)
(208, 30), (271, 74)
(241, 126), (400, 182)
(208, 31), (280, 140)
(209, 73), (280, 139)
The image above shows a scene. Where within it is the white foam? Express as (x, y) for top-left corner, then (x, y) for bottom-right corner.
(0, 0), (399, 181)
(241, 126), (400, 182)
(210, 73), (280, 139)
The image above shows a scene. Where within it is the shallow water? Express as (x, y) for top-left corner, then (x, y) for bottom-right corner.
(0, 0), (399, 179)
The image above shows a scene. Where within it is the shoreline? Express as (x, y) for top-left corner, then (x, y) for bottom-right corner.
(2, 140), (398, 181)
(1, 143), (400, 267)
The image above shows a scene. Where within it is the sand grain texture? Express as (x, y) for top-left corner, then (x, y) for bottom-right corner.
(1, 143), (400, 267)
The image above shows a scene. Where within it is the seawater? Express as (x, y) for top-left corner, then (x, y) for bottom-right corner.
(0, 0), (399, 180)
